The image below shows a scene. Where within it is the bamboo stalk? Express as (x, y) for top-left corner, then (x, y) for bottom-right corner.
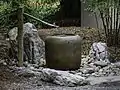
(17, 6), (24, 67)
(94, 13), (101, 40)
(106, 0), (110, 34)
(109, 0), (113, 46)
(99, 10), (107, 37)
(115, 8), (119, 46)
(116, 0), (120, 34)
(24, 13), (59, 28)
(110, 7), (113, 46)
(113, 4), (116, 45)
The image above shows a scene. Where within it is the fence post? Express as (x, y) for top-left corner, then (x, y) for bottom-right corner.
(17, 6), (24, 67)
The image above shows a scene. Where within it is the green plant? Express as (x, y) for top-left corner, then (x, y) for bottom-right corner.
(0, 0), (24, 30)
(0, 0), (60, 29)
(0, 1), (12, 29)
(24, 0), (60, 27)
(81, 0), (120, 47)
(0, 0), (60, 66)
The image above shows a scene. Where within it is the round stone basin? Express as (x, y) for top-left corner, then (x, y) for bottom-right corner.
(45, 35), (82, 70)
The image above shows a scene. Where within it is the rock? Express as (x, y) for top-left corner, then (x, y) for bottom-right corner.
(17, 68), (35, 77)
(8, 27), (18, 40)
(81, 42), (110, 69)
(98, 69), (104, 76)
(86, 76), (120, 85)
(81, 56), (90, 65)
(89, 42), (110, 62)
(85, 74), (90, 77)
(82, 69), (88, 74)
(23, 61), (29, 67)
(23, 23), (45, 66)
(94, 67), (100, 72)
(108, 72), (115, 76)
(81, 55), (87, 58)
(69, 71), (76, 74)
(112, 62), (120, 68)
(99, 69), (103, 72)
(80, 68), (95, 74)
(75, 72), (82, 76)
(94, 61), (108, 67)
(102, 65), (111, 70)
(88, 63), (96, 68)
(91, 72), (100, 77)
(39, 58), (46, 66)
(40, 68), (88, 86)
(8, 23), (45, 66)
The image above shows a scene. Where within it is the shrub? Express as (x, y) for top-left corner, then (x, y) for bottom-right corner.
(24, 0), (60, 28)
(0, 0), (60, 29)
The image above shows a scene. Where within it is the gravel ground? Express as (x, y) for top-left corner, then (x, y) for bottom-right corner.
(0, 64), (120, 90)
(0, 27), (120, 90)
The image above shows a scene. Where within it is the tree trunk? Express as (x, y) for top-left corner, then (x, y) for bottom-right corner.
(17, 7), (24, 67)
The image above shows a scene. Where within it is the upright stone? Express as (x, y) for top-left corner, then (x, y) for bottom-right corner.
(8, 23), (46, 66)
(89, 42), (110, 63)
(23, 23), (45, 66)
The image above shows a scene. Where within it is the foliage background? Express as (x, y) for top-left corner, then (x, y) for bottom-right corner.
(0, 0), (60, 30)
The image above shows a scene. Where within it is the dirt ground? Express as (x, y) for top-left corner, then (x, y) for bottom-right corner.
(0, 64), (120, 90)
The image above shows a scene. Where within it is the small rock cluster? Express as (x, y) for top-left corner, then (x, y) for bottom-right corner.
(76, 60), (120, 77)
(75, 42), (120, 77)
(36, 42), (120, 86)
(14, 42), (120, 86)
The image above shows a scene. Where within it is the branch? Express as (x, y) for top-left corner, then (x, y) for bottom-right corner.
(24, 13), (59, 28)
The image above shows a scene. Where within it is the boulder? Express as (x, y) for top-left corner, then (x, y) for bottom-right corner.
(23, 23), (45, 66)
(8, 27), (18, 40)
(8, 23), (45, 66)
(89, 42), (110, 63)
(40, 68), (88, 86)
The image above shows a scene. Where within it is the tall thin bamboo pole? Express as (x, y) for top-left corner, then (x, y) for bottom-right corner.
(17, 6), (24, 67)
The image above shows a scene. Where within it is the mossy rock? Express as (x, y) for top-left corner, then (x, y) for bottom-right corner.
(45, 35), (82, 70)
